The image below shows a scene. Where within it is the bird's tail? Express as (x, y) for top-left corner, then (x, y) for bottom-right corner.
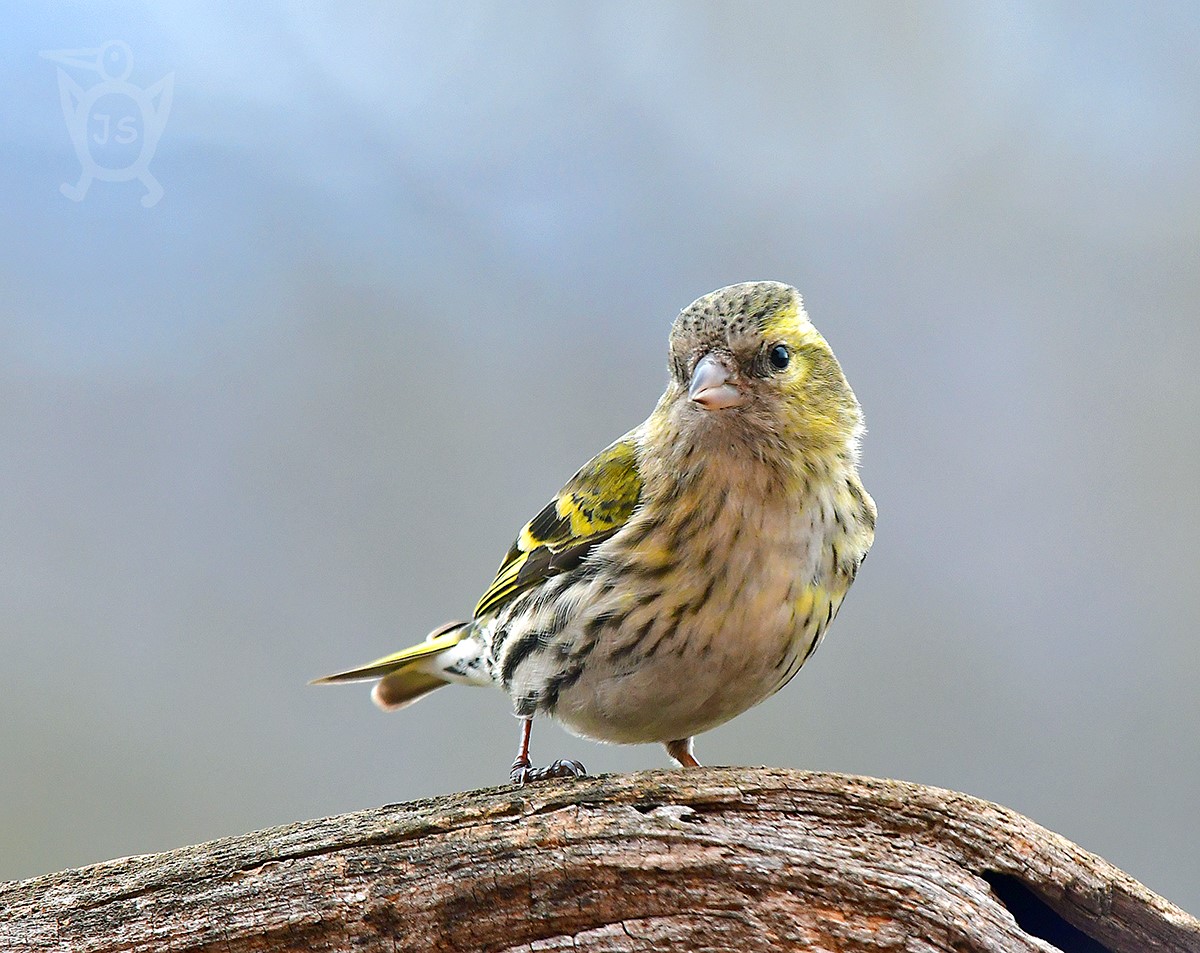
(310, 620), (471, 711)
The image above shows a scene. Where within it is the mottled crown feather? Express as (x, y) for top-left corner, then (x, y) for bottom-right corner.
(668, 281), (809, 378)
(670, 281), (804, 344)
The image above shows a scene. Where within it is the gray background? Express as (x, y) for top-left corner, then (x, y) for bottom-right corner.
(3, 2), (1197, 913)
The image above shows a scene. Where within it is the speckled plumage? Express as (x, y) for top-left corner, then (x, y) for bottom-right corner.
(315, 281), (875, 776)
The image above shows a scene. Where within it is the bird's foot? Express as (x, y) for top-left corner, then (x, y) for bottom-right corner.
(510, 757), (587, 786)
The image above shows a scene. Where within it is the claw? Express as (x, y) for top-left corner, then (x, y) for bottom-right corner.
(510, 758), (587, 786)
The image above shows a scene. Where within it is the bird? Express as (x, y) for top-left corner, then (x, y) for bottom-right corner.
(313, 281), (876, 784)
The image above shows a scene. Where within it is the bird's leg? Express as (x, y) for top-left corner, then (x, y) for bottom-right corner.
(509, 716), (534, 782)
(509, 716), (587, 785)
(665, 737), (702, 767)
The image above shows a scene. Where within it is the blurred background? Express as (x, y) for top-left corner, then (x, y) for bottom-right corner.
(2, 1), (1197, 913)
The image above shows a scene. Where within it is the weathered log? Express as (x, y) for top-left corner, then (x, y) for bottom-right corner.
(2, 768), (1196, 952)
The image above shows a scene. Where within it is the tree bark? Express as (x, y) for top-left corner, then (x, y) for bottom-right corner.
(2, 768), (1196, 952)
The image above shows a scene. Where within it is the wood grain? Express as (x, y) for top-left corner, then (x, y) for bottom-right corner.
(2, 768), (1196, 952)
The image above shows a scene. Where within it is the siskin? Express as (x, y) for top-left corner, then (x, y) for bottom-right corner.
(314, 282), (876, 783)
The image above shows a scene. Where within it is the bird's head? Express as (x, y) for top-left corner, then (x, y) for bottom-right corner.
(654, 281), (864, 464)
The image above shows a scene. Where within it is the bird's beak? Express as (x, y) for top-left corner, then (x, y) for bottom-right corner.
(689, 353), (745, 410)
(39, 48), (100, 70)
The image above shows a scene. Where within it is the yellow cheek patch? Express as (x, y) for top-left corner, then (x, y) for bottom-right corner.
(788, 351), (811, 384)
(758, 298), (803, 341)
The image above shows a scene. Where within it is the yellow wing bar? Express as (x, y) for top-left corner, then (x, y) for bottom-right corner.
(473, 435), (643, 618)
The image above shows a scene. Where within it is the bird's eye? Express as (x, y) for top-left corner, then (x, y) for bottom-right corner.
(768, 344), (790, 370)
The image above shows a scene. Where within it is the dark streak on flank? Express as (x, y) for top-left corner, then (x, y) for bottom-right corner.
(636, 590), (662, 611)
(687, 576), (718, 624)
(490, 620), (511, 656)
(774, 640), (794, 675)
(617, 516), (655, 550)
(583, 608), (621, 645)
(847, 478), (875, 531)
(538, 661), (586, 713)
(631, 557), (674, 582)
(801, 628), (823, 665)
(501, 629), (551, 687)
(670, 600), (689, 634)
(643, 602), (691, 662)
(634, 620), (672, 664)
(666, 505), (701, 553)
(776, 645), (807, 694)
(607, 615), (657, 664)
(564, 607), (623, 669)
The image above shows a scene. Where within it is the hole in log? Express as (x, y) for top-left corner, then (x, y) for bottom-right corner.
(631, 803), (661, 814)
(981, 871), (1113, 953)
